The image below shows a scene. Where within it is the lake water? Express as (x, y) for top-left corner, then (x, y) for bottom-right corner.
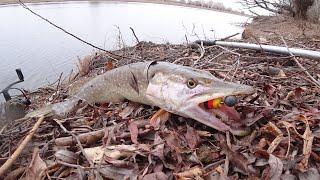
(0, 1), (251, 93)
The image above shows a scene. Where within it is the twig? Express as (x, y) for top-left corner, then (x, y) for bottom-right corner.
(129, 27), (140, 44)
(224, 156), (229, 176)
(215, 45), (241, 57)
(194, 42), (205, 65)
(173, 57), (197, 64)
(280, 36), (320, 88)
(53, 119), (94, 166)
(201, 24), (207, 40)
(204, 159), (225, 171)
(114, 25), (126, 50)
(55, 129), (105, 146)
(184, 34), (189, 44)
(207, 51), (224, 63)
(18, 0), (119, 61)
(281, 122), (291, 158)
(56, 72), (63, 93)
(0, 116), (45, 176)
(67, 69), (74, 84)
(215, 45), (241, 81)
(3, 167), (26, 180)
(220, 33), (240, 41)
(252, 36), (266, 54)
(224, 132), (231, 176)
(57, 160), (85, 169)
(0, 124), (7, 135)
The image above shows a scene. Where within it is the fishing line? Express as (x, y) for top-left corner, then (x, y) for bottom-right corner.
(18, 0), (120, 61)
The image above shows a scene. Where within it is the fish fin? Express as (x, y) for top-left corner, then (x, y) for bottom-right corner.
(129, 71), (139, 95)
(144, 61), (158, 82)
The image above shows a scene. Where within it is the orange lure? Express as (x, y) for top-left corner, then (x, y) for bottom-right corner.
(204, 96), (238, 109)
(204, 97), (223, 109)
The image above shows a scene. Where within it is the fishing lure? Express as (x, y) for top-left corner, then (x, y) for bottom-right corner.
(204, 96), (238, 109)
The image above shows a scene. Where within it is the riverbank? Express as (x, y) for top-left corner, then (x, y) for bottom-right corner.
(1, 2), (320, 175)
(243, 15), (320, 46)
(1, 14), (320, 178)
(0, 0), (250, 17)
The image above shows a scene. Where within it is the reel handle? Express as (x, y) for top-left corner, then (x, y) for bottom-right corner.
(15, 69), (24, 81)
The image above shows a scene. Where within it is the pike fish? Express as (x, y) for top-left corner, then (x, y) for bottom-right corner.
(28, 61), (255, 132)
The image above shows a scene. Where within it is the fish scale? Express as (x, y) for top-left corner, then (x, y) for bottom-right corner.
(27, 61), (255, 133)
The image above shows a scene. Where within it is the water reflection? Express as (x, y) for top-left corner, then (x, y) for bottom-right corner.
(0, 1), (250, 92)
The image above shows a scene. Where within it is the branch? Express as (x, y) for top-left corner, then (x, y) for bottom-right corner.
(0, 116), (45, 176)
(280, 36), (320, 88)
(130, 27), (140, 44)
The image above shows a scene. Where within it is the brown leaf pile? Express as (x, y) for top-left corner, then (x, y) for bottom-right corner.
(0, 22), (320, 179)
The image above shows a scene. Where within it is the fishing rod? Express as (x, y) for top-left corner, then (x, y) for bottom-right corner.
(0, 69), (30, 105)
(195, 40), (320, 60)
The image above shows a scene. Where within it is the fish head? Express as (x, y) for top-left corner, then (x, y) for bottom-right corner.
(146, 64), (255, 132)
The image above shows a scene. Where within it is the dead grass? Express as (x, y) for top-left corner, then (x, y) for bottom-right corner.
(243, 15), (320, 45)
(77, 55), (93, 76)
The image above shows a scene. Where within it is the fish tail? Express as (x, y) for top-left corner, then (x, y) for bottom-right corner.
(26, 97), (80, 118)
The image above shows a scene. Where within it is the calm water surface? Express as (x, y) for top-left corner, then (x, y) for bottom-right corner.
(0, 1), (250, 92)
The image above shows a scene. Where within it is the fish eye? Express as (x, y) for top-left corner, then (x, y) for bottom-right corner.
(187, 79), (197, 89)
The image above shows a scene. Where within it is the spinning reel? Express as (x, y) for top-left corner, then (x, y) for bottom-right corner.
(0, 69), (31, 105)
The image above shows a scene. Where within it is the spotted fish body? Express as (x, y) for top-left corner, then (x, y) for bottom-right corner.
(29, 61), (255, 132)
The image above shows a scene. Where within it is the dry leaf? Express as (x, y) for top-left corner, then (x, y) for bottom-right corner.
(84, 146), (105, 164)
(105, 61), (114, 70)
(128, 121), (139, 144)
(297, 115), (314, 172)
(280, 173), (296, 180)
(220, 142), (255, 175)
(259, 37), (268, 43)
(142, 172), (168, 180)
(196, 130), (212, 137)
(77, 55), (92, 76)
(174, 166), (203, 179)
(185, 125), (201, 149)
(152, 133), (165, 161)
(102, 125), (116, 147)
(277, 69), (286, 77)
(98, 166), (138, 179)
(285, 87), (306, 100)
(264, 84), (277, 96)
(268, 135), (284, 154)
(4, 167), (26, 180)
(55, 149), (78, 164)
(119, 103), (138, 119)
(263, 122), (283, 136)
(268, 154), (283, 180)
(298, 168), (320, 180)
(152, 143), (165, 161)
(150, 109), (170, 128)
(165, 132), (183, 153)
(266, 66), (281, 76)
(84, 144), (148, 163)
(26, 148), (47, 180)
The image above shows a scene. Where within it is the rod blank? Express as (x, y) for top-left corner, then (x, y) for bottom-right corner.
(195, 40), (320, 61)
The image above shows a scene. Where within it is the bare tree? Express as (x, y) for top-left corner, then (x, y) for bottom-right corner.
(241, 0), (315, 19)
(241, 0), (280, 15)
(292, 0), (314, 19)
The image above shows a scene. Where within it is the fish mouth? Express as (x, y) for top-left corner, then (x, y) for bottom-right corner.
(184, 97), (232, 132)
(184, 88), (255, 132)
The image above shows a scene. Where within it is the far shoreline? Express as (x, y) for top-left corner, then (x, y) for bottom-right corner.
(0, 0), (251, 17)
